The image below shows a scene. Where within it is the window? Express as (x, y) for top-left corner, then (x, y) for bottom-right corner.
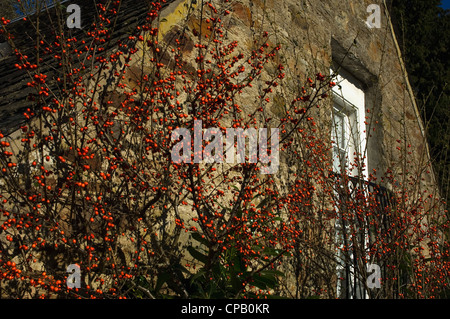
(331, 67), (367, 178)
(331, 67), (369, 299)
(331, 106), (347, 172)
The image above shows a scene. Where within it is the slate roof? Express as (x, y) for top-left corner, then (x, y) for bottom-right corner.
(0, 0), (172, 135)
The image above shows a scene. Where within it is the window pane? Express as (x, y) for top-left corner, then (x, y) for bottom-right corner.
(332, 112), (345, 150)
(333, 147), (346, 172)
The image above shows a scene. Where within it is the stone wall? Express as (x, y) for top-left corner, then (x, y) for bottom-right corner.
(0, 0), (437, 196)
(0, 0), (444, 299)
(149, 0), (443, 297)
(153, 0), (438, 196)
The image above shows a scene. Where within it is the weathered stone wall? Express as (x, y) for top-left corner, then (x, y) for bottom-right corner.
(146, 0), (442, 297)
(154, 0), (439, 200)
(0, 0), (437, 199)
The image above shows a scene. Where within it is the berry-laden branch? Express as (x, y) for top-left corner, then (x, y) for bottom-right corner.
(0, 0), (448, 299)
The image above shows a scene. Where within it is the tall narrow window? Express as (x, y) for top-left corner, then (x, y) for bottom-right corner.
(331, 106), (347, 173)
(331, 67), (368, 299)
(331, 67), (367, 177)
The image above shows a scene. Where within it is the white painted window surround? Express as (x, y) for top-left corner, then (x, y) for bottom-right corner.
(331, 69), (368, 180)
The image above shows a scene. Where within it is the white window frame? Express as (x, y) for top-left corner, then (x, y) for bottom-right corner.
(331, 69), (368, 179)
(331, 68), (369, 299)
